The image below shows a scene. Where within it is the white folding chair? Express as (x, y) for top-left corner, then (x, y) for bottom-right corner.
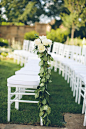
(20, 41), (37, 66)
(7, 75), (43, 126)
(77, 75), (86, 126)
(14, 40), (30, 64)
(51, 43), (64, 72)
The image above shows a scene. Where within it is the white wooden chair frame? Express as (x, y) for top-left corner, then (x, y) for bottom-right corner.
(7, 75), (43, 126)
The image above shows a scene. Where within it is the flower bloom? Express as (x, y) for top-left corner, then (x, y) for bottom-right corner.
(39, 36), (47, 40)
(38, 44), (45, 53)
(34, 39), (41, 45)
(47, 39), (52, 46)
(42, 39), (52, 46)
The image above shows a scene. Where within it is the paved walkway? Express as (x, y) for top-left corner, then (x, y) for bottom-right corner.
(0, 113), (86, 129)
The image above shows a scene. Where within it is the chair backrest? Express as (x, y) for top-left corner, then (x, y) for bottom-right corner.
(52, 42), (60, 54)
(68, 45), (75, 59)
(62, 44), (72, 58)
(28, 41), (35, 53)
(23, 40), (30, 51)
(81, 45), (86, 65)
(58, 43), (64, 56)
(73, 46), (81, 62)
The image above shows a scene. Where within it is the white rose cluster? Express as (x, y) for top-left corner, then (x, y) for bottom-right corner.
(34, 36), (52, 53)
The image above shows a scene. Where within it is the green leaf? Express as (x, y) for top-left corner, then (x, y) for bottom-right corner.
(43, 56), (47, 61)
(40, 86), (45, 91)
(38, 54), (43, 58)
(47, 107), (51, 114)
(41, 78), (46, 82)
(39, 111), (44, 117)
(39, 60), (44, 66)
(40, 67), (44, 73)
(43, 112), (47, 118)
(40, 107), (43, 112)
(46, 119), (51, 126)
(35, 92), (39, 99)
(49, 80), (52, 83)
(42, 99), (47, 104)
(48, 69), (51, 73)
(40, 83), (44, 87)
(50, 57), (53, 61)
(43, 105), (48, 110)
(46, 74), (50, 79)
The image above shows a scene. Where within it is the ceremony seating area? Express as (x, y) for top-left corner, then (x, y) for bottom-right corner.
(7, 39), (86, 126)
(51, 42), (86, 126)
(0, 56), (82, 126)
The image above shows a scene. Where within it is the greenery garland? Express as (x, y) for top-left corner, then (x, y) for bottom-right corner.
(34, 35), (53, 126)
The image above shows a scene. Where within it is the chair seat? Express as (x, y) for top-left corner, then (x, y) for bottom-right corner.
(15, 69), (39, 75)
(21, 66), (40, 72)
(7, 75), (40, 87)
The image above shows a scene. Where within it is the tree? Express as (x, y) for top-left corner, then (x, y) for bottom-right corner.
(60, 0), (86, 40)
(18, 1), (45, 25)
(1, 0), (63, 25)
(0, 2), (6, 24)
(42, 0), (63, 18)
(1, 0), (45, 25)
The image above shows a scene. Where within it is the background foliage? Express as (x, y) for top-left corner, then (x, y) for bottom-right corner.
(24, 31), (39, 41)
(60, 0), (86, 39)
(47, 28), (69, 43)
(0, 0), (86, 39)
(0, 38), (9, 47)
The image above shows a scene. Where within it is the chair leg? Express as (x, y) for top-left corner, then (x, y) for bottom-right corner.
(40, 116), (43, 126)
(54, 61), (57, 72)
(62, 65), (64, 77)
(75, 88), (78, 103)
(75, 77), (79, 103)
(78, 80), (82, 104)
(21, 57), (23, 66)
(83, 92), (86, 126)
(14, 54), (16, 63)
(82, 100), (85, 114)
(17, 55), (20, 64)
(83, 115), (86, 126)
(7, 86), (11, 122)
(19, 88), (22, 100)
(50, 61), (53, 69)
(15, 87), (19, 110)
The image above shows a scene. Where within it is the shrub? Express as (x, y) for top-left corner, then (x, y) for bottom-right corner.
(1, 52), (8, 57)
(0, 38), (9, 47)
(47, 28), (69, 43)
(1, 22), (24, 26)
(24, 31), (39, 41)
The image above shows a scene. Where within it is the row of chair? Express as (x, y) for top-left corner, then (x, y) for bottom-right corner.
(7, 56), (43, 125)
(14, 40), (37, 66)
(51, 42), (86, 126)
(13, 39), (86, 126)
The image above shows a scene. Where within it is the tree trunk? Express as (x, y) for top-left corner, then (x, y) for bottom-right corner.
(71, 27), (75, 45)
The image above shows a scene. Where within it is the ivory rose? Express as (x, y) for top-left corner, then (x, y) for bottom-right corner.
(34, 39), (41, 45)
(39, 36), (47, 40)
(42, 39), (52, 46)
(38, 44), (45, 53)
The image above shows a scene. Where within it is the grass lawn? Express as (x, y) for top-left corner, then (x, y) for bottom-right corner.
(0, 59), (82, 127)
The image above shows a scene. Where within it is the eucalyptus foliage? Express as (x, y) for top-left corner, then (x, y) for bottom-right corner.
(34, 35), (53, 126)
